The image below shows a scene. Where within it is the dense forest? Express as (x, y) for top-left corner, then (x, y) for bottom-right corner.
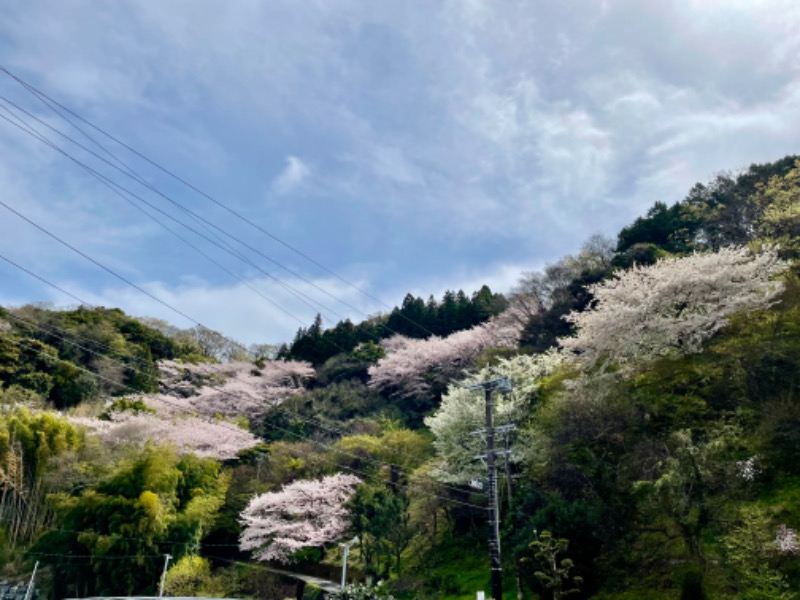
(2, 155), (800, 599)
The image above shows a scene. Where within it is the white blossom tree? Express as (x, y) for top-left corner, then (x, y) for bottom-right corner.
(368, 309), (522, 399)
(775, 525), (799, 555)
(560, 246), (788, 369)
(425, 351), (563, 483)
(240, 473), (362, 563)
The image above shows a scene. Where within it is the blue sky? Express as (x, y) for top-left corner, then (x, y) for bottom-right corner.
(1, 0), (799, 345)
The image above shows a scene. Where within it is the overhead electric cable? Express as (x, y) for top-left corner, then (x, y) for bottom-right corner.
(14, 320), (480, 499)
(0, 94), (353, 324)
(4, 301), (469, 494)
(0, 65), (443, 339)
(1, 73), (512, 372)
(0, 198), (201, 328)
(26, 552), (164, 561)
(0, 515), (234, 549)
(7, 335), (486, 509)
(0, 102), (340, 326)
(0, 106), (361, 362)
(0, 253), (90, 307)
(0, 100), (468, 366)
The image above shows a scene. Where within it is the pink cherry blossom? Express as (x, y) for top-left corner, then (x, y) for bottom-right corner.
(368, 309), (522, 398)
(148, 358), (315, 419)
(71, 411), (259, 460)
(240, 473), (361, 563)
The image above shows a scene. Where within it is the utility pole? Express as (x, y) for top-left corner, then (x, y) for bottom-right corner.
(496, 424), (516, 505)
(339, 535), (359, 591)
(469, 376), (512, 600)
(159, 553), (172, 597)
(23, 561), (38, 600)
(497, 424), (524, 600)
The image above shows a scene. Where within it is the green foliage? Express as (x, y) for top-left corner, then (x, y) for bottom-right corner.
(721, 506), (795, 599)
(0, 384), (46, 408)
(258, 380), (389, 442)
(0, 409), (86, 550)
(99, 396), (156, 420)
(617, 200), (697, 255)
(398, 530), (499, 600)
(6, 153), (800, 600)
(50, 360), (99, 408)
(612, 242), (669, 270)
(0, 305), (209, 407)
(615, 156), (799, 257)
(679, 569), (707, 600)
(163, 554), (226, 597)
(348, 485), (413, 578)
(316, 342), (386, 386)
(34, 445), (228, 598)
(0, 408), (84, 481)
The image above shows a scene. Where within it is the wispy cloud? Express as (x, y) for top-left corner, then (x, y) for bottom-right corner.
(272, 155), (311, 194)
(2, 0), (800, 342)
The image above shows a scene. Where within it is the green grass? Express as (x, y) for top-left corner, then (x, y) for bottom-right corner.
(391, 530), (532, 600)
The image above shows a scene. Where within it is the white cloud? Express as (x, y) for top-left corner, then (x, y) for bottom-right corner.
(272, 155), (311, 194)
(3, 0), (800, 325)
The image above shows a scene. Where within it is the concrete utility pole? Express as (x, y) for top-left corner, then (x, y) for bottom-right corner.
(469, 376), (512, 600)
(495, 424), (517, 505)
(339, 535), (359, 591)
(23, 561), (38, 600)
(159, 553), (172, 597)
(497, 424), (524, 600)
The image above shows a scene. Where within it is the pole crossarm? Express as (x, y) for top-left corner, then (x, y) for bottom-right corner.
(466, 376), (512, 393)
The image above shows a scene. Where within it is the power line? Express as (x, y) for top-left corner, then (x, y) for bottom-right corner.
(0, 172), (343, 361)
(9, 306), (480, 498)
(0, 101), (339, 328)
(0, 94), (352, 325)
(0, 74), (505, 504)
(0, 100), (389, 362)
(5, 334), (485, 510)
(0, 515), (236, 549)
(0, 121), (504, 499)
(3, 90), (354, 329)
(0, 198), (201, 328)
(0, 65), (443, 339)
(4, 85), (350, 335)
(0, 252), (487, 499)
(26, 552), (164, 561)
(0, 252), (90, 307)
(1, 78), (513, 375)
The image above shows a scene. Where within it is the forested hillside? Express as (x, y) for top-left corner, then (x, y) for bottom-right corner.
(2, 156), (800, 599)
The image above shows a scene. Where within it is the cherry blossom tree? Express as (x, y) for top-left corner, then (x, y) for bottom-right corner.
(240, 473), (362, 563)
(151, 358), (315, 419)
(71, 411), (259, 460)
(368, 309), (522, 399)
(425, 351), (563, 483)
(560, 246), (788, 369)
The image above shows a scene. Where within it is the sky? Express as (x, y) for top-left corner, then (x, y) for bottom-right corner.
(0, 0), (799, 345)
